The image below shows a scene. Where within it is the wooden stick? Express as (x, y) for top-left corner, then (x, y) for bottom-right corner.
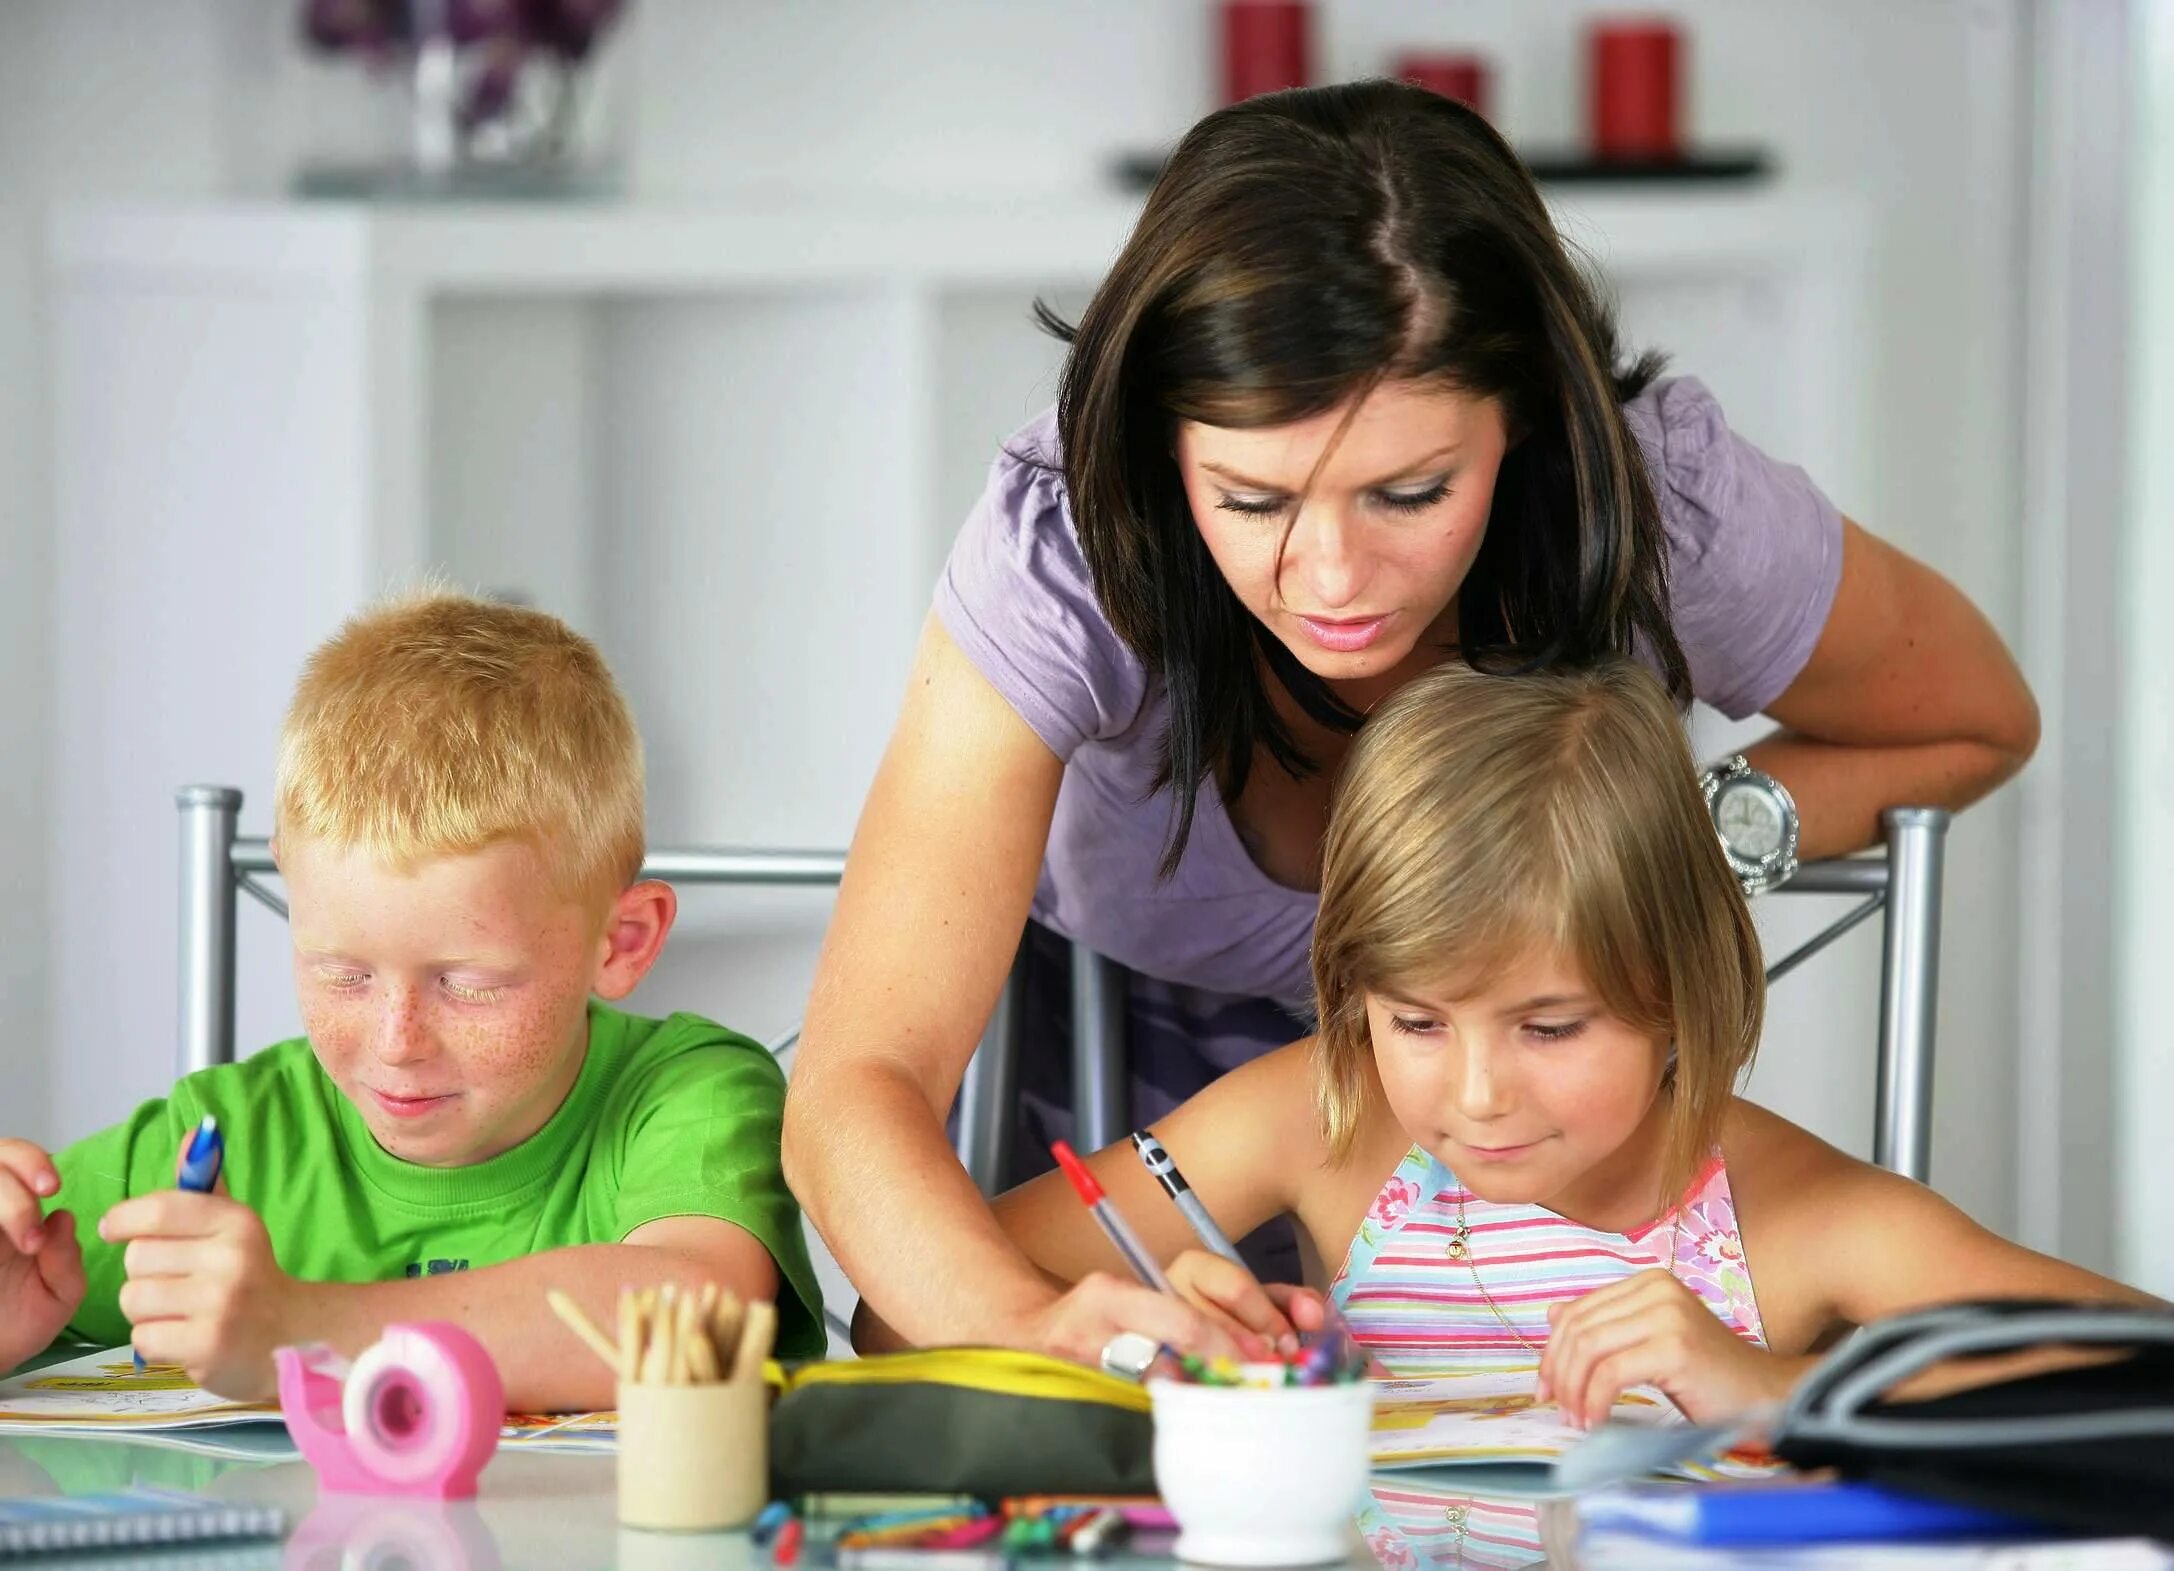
(617, 1290), (640, 1383)
(640, 1294), (673, 1384)
(681, 1293), (718, 1383)
(712, 1291), (744, 1373)
(546, 1290), (623, 1375)
(658, 1283), (681, 1384)
(671, 1292), (694, 1384)
(731, 1300), (776, 1384)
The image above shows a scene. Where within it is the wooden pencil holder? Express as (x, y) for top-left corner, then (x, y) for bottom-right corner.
(616, 1375), (768, 1532)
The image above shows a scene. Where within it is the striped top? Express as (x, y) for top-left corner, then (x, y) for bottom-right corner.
(1330, 1144), (1766, 1378)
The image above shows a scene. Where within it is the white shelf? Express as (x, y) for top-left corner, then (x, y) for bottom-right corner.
(51, 199), (1141, 293)
(50, 189), (1855, 294)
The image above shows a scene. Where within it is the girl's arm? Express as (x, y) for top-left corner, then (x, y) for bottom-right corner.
(987, 1041), (1328, 1355)
(1543, 1103), (2157, 1428)
(1753, 519), (2040, 860)
(1764, 1127), (2160, 1404)
(1795, 1155), (2158, 1326)
(990, 1039), (1319, 1286)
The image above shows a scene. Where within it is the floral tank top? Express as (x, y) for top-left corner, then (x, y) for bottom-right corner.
(1329, 1144), (1765, 1377)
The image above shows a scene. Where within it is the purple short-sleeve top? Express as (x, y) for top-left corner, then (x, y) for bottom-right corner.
(933, 377), (1843, 1011)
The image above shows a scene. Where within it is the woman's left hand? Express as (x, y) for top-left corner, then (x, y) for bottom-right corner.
(1535, 1269), (1790, 1428)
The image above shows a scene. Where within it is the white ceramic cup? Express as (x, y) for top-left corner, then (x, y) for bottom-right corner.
(1150, 1378), (1377, 1567)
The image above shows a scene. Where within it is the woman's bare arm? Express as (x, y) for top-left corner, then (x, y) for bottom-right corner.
(1754, 519), (2040, 860)
(784, 617), (1066, 1349)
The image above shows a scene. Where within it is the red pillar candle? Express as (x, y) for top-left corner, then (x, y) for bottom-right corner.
(1221, 1), (1311, 106)
(1393, 52), (1491, 121)
(1589, 18), (1682, 161)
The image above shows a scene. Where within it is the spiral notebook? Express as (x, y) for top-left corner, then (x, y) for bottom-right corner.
(0, 1486), (286, 1558)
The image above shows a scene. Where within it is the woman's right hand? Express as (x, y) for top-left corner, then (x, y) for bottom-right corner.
(1022, 1267), (1264, 1367)
(1026, 1252), (1338, 1368)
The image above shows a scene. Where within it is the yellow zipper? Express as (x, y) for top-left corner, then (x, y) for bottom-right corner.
(775, 1348), (1151, 1413)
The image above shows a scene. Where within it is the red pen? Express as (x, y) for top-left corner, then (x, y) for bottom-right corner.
(1051, 1141), (1175, 1294)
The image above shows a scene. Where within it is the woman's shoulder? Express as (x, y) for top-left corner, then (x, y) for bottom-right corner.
(1622, 374), (1846, 718)
(934, 408), (1150, 759)
(959, 407), (1076, 562)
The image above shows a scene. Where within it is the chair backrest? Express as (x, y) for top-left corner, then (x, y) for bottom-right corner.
(173, 787), (1950, 1184)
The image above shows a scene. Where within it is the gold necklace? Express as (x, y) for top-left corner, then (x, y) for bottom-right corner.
(1447, 1187), (1683, 1355)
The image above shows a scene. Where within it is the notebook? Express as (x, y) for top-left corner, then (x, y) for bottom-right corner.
(0, 1352), (276, 1433)
(0, 1348), (618, 1454)
(0, 1486), (286, 1558)
(1369, 1370), (1776, 1489)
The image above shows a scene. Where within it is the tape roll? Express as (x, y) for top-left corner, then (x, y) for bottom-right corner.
(341, 1325), (466, 1487)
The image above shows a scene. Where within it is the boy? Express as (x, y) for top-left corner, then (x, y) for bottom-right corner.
(0, 590), (823, 1408)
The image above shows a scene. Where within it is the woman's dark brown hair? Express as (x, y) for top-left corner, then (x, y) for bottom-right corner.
(1037, 80), (1689, 874)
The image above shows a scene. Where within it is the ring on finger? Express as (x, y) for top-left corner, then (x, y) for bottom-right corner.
(1098, 1330), (1161, 1382)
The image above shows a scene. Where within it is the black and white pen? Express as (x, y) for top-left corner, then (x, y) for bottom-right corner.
(1130, 1130), (1248, 1269)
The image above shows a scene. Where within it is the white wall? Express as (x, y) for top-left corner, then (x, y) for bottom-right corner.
(0, 2), (249, 1143)
(2, 1), (2060, 1255)
(2118, 0), (2174, 1298)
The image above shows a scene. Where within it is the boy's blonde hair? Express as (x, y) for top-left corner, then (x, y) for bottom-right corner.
(1310, 659), (1763, 1211)
(276, 588), (644, 906)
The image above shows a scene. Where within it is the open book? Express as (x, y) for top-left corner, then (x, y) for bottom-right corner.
(1369, 1370), (1775, 1491)
(0, 1349), (617, 1455)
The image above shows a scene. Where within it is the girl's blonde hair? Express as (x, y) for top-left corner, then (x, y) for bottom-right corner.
(275, 587), (645, 907)
(1310, 660), (1762, 1210)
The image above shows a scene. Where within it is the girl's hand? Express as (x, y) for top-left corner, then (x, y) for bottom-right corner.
(1535, 1269), (1787, 1428)
(1165, 1249), (1331, 1359)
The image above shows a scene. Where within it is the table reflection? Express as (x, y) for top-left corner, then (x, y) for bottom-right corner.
(1358, 1478), (1581, 1570)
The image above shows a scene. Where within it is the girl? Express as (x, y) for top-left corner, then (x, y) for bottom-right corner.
(987, 661), (2148, 1423)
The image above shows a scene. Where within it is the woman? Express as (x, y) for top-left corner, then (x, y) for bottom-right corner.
(783, 82), (2037, 1366)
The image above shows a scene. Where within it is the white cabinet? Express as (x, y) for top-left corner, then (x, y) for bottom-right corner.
(46, 191), (1872, 1149)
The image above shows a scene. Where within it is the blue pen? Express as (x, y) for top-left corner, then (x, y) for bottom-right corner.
(135, 1115), (224, 1372)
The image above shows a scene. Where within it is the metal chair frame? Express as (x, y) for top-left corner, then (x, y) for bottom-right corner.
(174, 787), (1950, 1187)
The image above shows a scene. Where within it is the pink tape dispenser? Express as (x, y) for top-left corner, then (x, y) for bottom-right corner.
(275, 1322), (503, 1499)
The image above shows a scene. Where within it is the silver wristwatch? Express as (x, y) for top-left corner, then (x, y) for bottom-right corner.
(1700, 754), (1800, 897)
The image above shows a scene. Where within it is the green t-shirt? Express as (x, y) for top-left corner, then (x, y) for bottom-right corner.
(45, 1001), (824, 1361)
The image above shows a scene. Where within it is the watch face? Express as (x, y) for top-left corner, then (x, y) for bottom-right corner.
(1716, 780), (1785, 859)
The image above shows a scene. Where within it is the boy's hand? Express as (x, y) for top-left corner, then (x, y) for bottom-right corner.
(0, 1139), (86, 1372)
(1165, 1249), (1330, 1359)
(1536, 1269), (1787, 1428)
(101, 1187), (304, 1402)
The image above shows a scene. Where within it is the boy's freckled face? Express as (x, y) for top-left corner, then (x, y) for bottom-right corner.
(279, 833), (607, 1168)
(1366, 948), (1670, 1213)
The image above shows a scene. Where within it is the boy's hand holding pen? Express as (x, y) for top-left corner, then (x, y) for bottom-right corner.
(102, 1114), (306, 1399)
